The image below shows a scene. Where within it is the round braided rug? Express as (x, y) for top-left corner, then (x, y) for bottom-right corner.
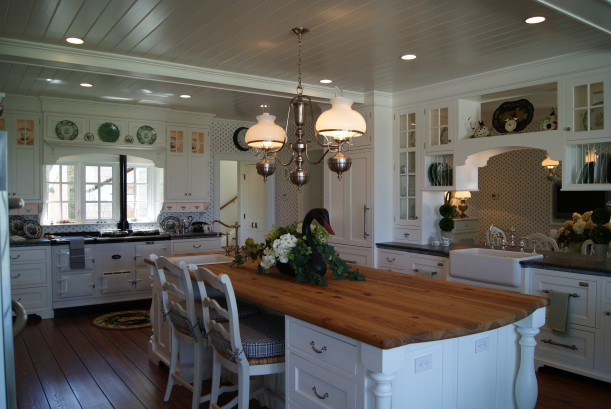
(92, 310), (151, 330)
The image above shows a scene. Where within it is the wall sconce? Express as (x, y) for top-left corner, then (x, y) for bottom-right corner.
(454, 191), (471, 218)
(541, 155), (560, 181)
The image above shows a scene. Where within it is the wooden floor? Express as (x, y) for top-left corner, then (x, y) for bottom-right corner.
(13, 311), (611, 409)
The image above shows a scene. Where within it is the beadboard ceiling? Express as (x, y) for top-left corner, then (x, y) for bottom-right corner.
(0, 0), (609, 121)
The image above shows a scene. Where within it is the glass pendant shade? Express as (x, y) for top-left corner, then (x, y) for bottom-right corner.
(245, 113), (286, 150)
(315, 97), (366, 141)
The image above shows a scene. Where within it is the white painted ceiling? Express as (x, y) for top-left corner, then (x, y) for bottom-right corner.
(0, 0), (609, 121)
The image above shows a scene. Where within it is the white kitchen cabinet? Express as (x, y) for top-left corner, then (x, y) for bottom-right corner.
(377, 248), (407, 273)
(332, 243), (372, 268)
(424, 101), (453, 152)
(1, 112), (41, 200)
(564, 72), (609, 141)
(171, 236), (223, 254)
(405, 253), (447, 280)
(9, 246), (52, 318)
(395, 108), (421, 227)
(351, 107), (372, 150)
(324, 150), (373, 249)
(165, 126), (211, 202)
(135, 241), (168, 292)
(528, 268), (611, 382)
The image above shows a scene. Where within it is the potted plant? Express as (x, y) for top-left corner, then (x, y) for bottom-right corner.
(590, 207), (611, 260)
(439, 192), (456, 243)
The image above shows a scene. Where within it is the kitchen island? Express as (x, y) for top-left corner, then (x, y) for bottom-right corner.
(149, 255), (548, 409)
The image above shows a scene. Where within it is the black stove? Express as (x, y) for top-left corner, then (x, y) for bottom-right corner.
(45, 229), (164, 243)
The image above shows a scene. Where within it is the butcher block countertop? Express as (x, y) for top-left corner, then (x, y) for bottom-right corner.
(180, 257), (549, 350)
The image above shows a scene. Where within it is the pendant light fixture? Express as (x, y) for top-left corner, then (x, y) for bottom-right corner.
(245, 27), (366, 190)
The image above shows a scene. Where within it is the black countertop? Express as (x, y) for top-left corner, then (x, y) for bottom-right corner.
(377, 241), (611, 277)
(10, 231), (222, 247)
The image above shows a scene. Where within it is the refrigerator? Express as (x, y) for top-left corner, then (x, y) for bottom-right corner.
(0, 129), (17, 408)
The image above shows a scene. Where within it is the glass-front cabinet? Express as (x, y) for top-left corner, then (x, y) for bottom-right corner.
(425, 101), (453, 152)
(565, 73), (609, 140)
(395, 108), (421, 233)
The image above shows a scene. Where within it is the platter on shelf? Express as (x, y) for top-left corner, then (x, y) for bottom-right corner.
(9, 216), (26, 236)
(492, 99), (534, 133)
(137, 125), (157, 144)
(55, 120), (79, 140)
(98, 122), (120, 142)
(428, 162), (453, 186)
(160, 216), (181, 233)
(23, 220), (42, 239)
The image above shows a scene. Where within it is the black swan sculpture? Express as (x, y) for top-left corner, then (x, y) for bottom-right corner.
(303, 208), (335, 276)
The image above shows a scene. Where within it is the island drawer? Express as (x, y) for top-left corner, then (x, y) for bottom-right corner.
(287, 318), (358, 377)
(536, 326), (595, 370)
(171, 238), (222, 253)
(532, 272), (597, 328)
(287, 353), (358, 409)
(10, 248), (48, 263)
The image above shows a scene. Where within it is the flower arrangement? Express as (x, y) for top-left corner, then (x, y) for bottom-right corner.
(556, 208), (611, 250)
(233, 220), (365, 286)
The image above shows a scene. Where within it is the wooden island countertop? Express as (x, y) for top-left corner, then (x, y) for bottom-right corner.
(194, 260), (548, 350)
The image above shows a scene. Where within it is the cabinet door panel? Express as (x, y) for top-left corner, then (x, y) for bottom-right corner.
(165, 154), (190, 199)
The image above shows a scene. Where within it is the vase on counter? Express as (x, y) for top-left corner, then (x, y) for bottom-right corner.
(593, 244), (608, 261)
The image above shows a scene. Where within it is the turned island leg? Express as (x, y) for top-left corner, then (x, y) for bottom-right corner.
(514, 308), (546, 409)
(369, 371), (397, 409)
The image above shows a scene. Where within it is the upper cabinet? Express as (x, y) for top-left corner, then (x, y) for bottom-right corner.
(425, 101), (453, 152)
(564, 73), (609, 141)
(352, 107), (373, 150)
(395, 108), (420, 225)
(1, 112), (41, 200)
(165, 126), (211, 202)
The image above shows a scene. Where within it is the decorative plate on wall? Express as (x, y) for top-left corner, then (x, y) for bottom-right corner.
(98, 122), (120, 142)
(55, 120), (79, 140)
(160, 216), (181, 233)
(492, 99), (534, 133)
(136, 125), (156, 144)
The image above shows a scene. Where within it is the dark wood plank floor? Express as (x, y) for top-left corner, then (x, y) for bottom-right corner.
(13, 312), (611, 408)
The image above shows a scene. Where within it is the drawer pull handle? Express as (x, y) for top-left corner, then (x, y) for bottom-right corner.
(437, 262), (444, 267)
(10, 254), (20, 260)
(11, 273), (21, 279)
(541, 338), (578, 350)
(578, 282), (589, 287)
(541, 290), (579, 298)
(344, 260), (357, 264)
(310, 341), (327, 354)
(312, 386), (329, 400)
(193, 244), (202, 248)
(386, 257), (395, 262)
(403, 233), (410, 237)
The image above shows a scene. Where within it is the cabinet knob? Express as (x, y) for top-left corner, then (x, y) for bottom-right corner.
(606, 311), (610, 316)
(563, 127), (571, 131)
(404, 233), (410, 238)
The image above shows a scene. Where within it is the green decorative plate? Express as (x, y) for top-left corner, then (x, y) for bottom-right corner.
(55, 120), (79, 140)
(136, 125), (156, 144)
(98, 122), (120, 142)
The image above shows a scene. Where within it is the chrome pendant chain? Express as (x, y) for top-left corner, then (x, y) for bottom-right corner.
(292, 27), (308, 96)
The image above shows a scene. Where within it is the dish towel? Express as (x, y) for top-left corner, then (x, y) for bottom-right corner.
(548, 290), (570, 335)
(69, 238), (86, 270)
(415, 270), (436, 279)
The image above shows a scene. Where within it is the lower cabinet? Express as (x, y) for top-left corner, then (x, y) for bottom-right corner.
(171, 236), (223, 253)
(528, 268), (611, 382)
(331, 244), (373, 268)
(10, 246), (53, 318)
(376, 248), (446, 280)
(286, 317), (362, 409)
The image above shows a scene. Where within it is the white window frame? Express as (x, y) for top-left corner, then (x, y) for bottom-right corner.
(43, 159), (158, 225)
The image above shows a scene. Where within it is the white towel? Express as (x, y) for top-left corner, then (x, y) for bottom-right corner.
(415, 270), (436, 279)
(69, 238), (86, 270)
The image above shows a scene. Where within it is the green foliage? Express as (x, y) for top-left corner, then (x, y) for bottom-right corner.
(439, 203), (455, 218)
(592, 207), (610, 226)
(439, 217), (455, 232)
(591, 225), (611, 245)
(232, 221), (365, 286)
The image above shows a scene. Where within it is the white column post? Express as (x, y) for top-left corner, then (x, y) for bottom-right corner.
(513, 307), (546, 409)
(369, 371), (397, 409)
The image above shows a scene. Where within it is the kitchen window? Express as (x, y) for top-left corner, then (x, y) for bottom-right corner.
(42, 159), (159, 224)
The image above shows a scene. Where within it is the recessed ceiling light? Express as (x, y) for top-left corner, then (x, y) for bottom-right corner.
(401, 54), (417, 61)
(180, 94), (192, 99)
(66, 37), (84, 45)
(320, 79), (333, 84)
(525, 16), (546, 24)
(80, 82), (93, 88)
